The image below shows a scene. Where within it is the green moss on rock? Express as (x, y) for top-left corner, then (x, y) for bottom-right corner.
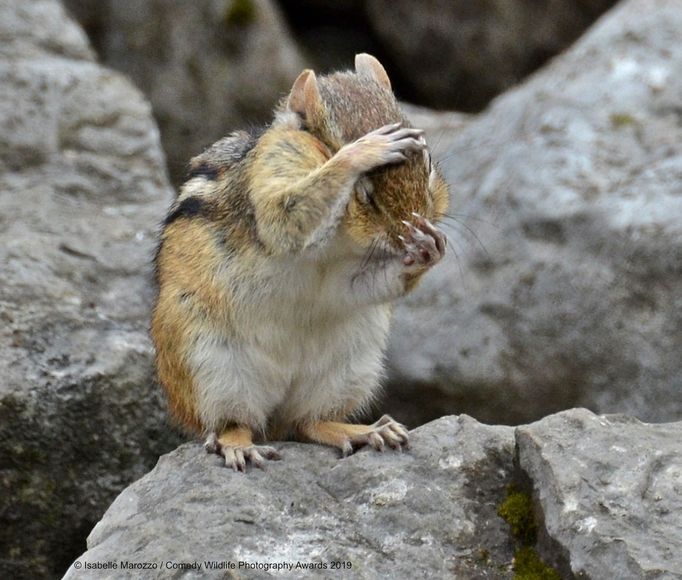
(609, 112), (637, 128)
(497, 486), (561, 580)
(513, 547), (562, 580)
(497, 487), (537, 544)
(224, 0), (257, 27)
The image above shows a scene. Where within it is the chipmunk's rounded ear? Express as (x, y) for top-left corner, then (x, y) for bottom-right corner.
(286, 69), (323, 119)
(355, 53), (391, 90)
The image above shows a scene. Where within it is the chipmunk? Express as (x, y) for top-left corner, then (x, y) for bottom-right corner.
(152, 54), (449, 471)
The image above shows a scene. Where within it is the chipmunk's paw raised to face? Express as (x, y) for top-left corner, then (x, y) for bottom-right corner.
(341, 123), (426, 174)
(399, 213), (446, 273)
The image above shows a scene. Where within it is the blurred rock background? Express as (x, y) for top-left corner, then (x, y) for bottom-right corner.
(62, 0), (619, 184)
(63, 0), (306, 184)
(1, 0), (680, 578)
(385, 1), (682, 427)
(0, 2), (179, 578)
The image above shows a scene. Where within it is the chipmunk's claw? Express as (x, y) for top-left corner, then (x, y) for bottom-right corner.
(344, 414), (409, 456)
(221, 445), (281, 472)
(205, 434), (281, 472)
(400, 215), (446, 271)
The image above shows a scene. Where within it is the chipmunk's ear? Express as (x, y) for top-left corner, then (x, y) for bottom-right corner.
(355, 53), (391, 90)
(286, 69), (323, 119)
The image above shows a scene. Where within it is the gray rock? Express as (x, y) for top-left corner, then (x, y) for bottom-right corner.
(0, 1), (180, 577)
(365, 0), (616, 110)
(386, 0), (682, 426)
(64, 0), (306, 184)
(65, 408), (682, 579)
(517, 408), (682, 578)
(64, 416), (516, 579)
(0, 0), (93, 62)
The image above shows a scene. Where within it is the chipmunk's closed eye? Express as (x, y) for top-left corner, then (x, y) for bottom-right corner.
(356, 178), (377, 208)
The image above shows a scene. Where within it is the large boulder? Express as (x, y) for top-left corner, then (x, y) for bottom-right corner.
(65, 409), (682, 579)
(518, 408), (682, 578)
(0, 1), (180, 578)
(64, 416), (516, 579)
(64, 0), (307, 184)
(386, 0), (682, 426)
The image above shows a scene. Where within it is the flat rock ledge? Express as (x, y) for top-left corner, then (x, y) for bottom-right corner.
(65, 408), (682, 579)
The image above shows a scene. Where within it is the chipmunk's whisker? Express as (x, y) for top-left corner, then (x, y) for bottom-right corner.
(436, 213), (490, 257)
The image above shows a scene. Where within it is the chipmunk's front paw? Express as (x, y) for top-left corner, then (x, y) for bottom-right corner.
(399, 212), (446, 273)
(342, 122), (425, 174)
(205, 433), (281, 472)
(342, 415), (410, 457)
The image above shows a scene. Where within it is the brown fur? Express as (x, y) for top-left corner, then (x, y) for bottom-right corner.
(281, 65), (449, 274)
(298, 421), (377, 448)
(153, 220), (230, 433)
(152, 54), (449, 444)
(217, 426), (253, 448)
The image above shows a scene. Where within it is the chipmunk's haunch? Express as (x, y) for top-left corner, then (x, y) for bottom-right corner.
(152, 54), (449, 471)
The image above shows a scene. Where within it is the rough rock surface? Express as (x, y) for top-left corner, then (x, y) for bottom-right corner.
(0, 1), (180, 578)
(518, 408), (682, 578)
(64, 0), (306, 184)
(386, 0), (682, 426)
(64, 416), (516, 579)
(365, 0), (616, 110)
(66, 409), (682, 579)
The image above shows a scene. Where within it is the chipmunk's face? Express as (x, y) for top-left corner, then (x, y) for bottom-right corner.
(342, 148), (449, 256)
(283, 52), (450, 258)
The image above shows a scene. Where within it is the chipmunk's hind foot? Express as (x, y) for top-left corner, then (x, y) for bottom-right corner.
(205, 427), (281, 472)
(299, 414), (409, 457)
(347, 414), (410, 456)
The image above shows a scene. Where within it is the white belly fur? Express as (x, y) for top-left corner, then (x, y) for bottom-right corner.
(189, 247), (393, 434)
